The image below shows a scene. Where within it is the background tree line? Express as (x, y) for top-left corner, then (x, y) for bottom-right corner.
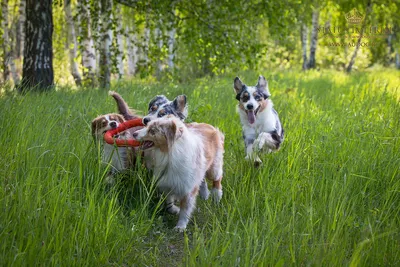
(0, 0), (399, 92)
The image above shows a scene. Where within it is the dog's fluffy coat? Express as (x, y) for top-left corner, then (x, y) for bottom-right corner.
(133, 116), (224, 230)
(234, 75), (284, 165)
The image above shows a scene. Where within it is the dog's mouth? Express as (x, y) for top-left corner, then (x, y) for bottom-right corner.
(140, 140), (154, 150)
(246, 106), (261, 124)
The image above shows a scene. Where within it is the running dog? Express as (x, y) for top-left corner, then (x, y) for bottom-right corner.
(233, 75), (284, 165)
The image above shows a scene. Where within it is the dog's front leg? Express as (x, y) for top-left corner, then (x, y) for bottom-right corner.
(243, 129), (261, 164)
(175, 186), (199, 231)
(165, 194), (180, 215)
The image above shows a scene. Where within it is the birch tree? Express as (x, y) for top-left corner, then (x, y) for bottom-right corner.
(308, 9), (319, 69)
(126, 26), (138, 76)
(2, 0), (10, 82)
(300, 23), (308, 70)
(19, 0), (53, 92)
(16, 0), (25, 60)
(64, 0), (82, 86)
(78, 0), (96, 85)
(99, 0), (113, 89)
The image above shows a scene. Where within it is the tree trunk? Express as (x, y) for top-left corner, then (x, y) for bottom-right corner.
(64, 0), (82, 86)
(346, 1), (372, 73)
(155, 20), (163, 78)
(142, 16), (151, 68)
(308, 10), (319, 69)
(99, 0), (112, 89)
(115, 5), (124, 79)
(395, 51), (400, 70)
(8, 20), (20, 85)
(19, 0), (53, 92)
(300, 22), (308, 70)
(126, 26), (138, 76)
(2, 0), (10, 82)
(78, 0), (96, 86)
(16, 0), (25, 59)
(167, 27), (176, 69)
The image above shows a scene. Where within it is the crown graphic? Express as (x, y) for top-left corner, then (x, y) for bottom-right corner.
(345, 8), (364, 24)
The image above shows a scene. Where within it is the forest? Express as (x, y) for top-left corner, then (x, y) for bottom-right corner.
(0, 0), (399, 90)
(0, 0), (399, 266)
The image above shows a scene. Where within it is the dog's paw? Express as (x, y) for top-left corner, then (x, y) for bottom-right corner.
(254, 157), (262, 168)
(174, 223), (187, 232)
(199, 189), (210, 200)
(211, 188), (223, 202)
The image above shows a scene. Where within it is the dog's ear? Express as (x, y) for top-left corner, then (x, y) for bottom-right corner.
(256, 75), (271, 99)
(165, 119), (183, 148)
(234, 77), (244, 95)
(172, 95), (188, 119)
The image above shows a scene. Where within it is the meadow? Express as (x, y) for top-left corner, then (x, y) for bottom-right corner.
(0, 70), (399, 266)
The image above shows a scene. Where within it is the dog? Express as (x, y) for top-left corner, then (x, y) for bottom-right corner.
(132, 116), (224, 231)
(109, 91), (188, 169)
(109, 91), (188, 125)
(233, 75), (284, 165)
(91, 113), (135, 183)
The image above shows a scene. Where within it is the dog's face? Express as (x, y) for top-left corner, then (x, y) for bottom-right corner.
(91, 113), (125, 141)
(234, 75), (271, 124)
(133, 117), (183, 152)
(142, 95), (188, 125)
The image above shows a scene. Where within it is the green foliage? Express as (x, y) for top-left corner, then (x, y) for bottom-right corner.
(1, 70), (399, 265)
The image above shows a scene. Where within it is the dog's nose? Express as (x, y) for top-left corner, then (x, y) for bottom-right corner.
(247, 104), (254, 110)
(143, 117), (151, 125)
(109, 121), (117, 128)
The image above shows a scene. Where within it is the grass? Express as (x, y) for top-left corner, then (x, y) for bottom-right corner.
(0, 69), (399, 266)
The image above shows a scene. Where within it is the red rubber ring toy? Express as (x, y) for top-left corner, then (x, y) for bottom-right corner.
(103, 118), (144, 147)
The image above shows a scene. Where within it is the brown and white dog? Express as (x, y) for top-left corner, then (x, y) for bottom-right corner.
(132, 116), (224, 231)
(234, 75), (284, 166)
(91, 113), (135, 183)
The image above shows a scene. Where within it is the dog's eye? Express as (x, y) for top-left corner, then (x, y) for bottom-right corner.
(255, 96), (261, 101)
(151, 105), (158, 111)
(158, 109), (166, 117)
(149, 129), (156, 135)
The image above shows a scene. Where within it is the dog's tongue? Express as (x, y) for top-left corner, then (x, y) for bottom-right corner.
(247, 110), (256, 124)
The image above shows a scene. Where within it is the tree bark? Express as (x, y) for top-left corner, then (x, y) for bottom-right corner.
(19, 0), (53, 92)
(126, 26), (138, 76)
(2, 0), (10, 82)
(64, 0), (82, 86)
(78, 0), (96, 86)
(308, 10), (319, 69)
(99, 0), (113, 89)
(155, 20), (163, 78)
(395, 51), (400, 70)
(167, 27), (176, 69)
(346, 1), (372, 73)
(115, 5), (124, 79)
(300, 22), (308, 70)
(16, 0), (26, 59)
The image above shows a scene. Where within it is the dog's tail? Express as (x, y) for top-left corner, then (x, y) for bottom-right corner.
(109, 91), (139, 120)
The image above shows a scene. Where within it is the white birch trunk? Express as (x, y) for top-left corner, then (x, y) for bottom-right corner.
(300, 23), (308, 70)
(167, 27), (176, 69)
(99, 0), (112, 89)
(143, 20), (150, 66)
(155, 22), (163, 77)
(78, 0), (96, 84)
(308, 10), (319, 69)
(127, 26), (138, 76)
(64, 0), (82, 86)
(115, 6), (124, 79)
(16, 0), (25, 59)
(395, 51), (400, 69)
(2, 0), (10, 82)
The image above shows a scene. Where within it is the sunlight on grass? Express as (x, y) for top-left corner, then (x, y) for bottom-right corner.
(0, 70), (399, 265)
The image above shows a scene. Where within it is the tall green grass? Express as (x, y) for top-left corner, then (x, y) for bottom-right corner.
(1, 70), (399, 266)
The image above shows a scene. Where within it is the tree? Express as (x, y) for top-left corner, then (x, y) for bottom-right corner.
(64, 0), (82, 86)
(18, 0), (54, 92)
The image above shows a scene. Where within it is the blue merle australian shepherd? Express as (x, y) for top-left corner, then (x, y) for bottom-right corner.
(233, 75), (284, 166)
